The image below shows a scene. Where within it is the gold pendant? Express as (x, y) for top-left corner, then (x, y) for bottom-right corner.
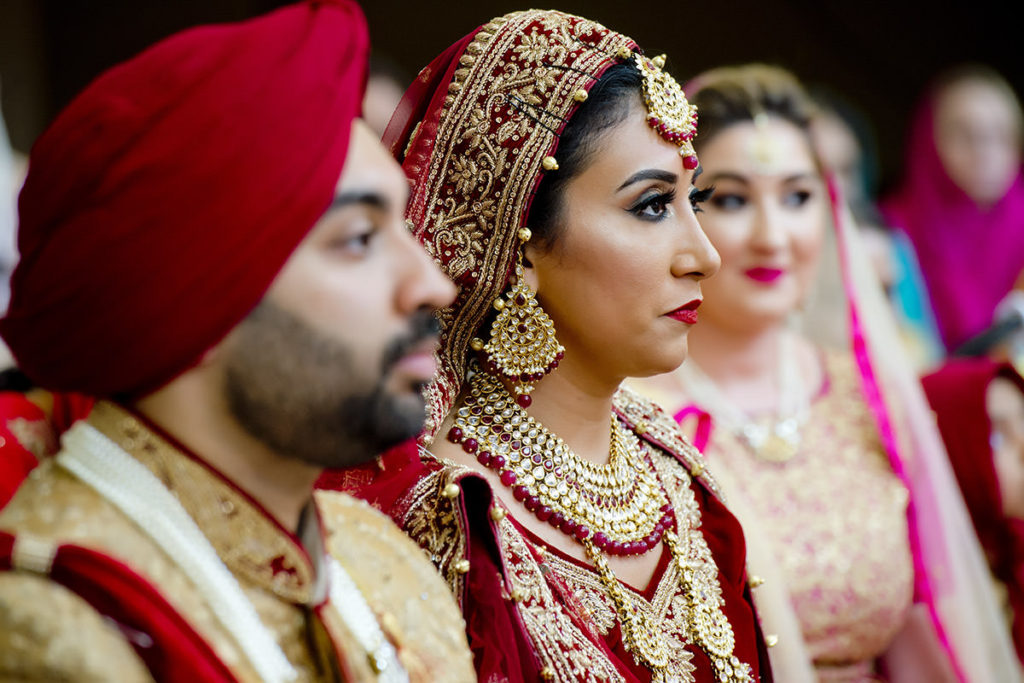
(757, 433), (797, 463)
(586, 540), (672, 672)
(620, 607), (671, 670)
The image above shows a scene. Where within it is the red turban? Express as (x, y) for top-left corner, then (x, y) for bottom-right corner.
(0, 0), (369, 398)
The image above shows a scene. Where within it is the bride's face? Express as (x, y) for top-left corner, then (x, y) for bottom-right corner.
(524, 97), (720, 383)
(693, 116), (827, 334)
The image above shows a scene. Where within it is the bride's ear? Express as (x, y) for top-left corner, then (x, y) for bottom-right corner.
(522, 241), (542, 292)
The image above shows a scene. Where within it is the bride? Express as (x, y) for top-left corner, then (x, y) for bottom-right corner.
(325, 10), (773, 682)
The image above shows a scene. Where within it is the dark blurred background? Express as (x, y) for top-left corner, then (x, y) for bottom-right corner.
(1, 0), (1021, 193)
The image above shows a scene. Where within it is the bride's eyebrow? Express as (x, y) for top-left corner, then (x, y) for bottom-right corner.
(616, 169), (677, 192)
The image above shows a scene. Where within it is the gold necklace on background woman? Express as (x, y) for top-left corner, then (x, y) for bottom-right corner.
(679, 331), (809, 463)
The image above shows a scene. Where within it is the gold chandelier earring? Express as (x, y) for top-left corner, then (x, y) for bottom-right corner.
(469, 227), (564, 408)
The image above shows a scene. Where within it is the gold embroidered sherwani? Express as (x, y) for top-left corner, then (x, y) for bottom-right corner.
(0, 401), (474, 682)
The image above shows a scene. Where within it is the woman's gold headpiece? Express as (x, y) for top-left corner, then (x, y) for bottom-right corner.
(635, 54), (700, 169)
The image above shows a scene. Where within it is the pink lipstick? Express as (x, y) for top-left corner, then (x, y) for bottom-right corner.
(744, 267), (785, 283)
(666, 299), (701, 324)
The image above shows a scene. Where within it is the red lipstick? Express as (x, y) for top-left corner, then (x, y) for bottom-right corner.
(744, 267), (785, 283)
(666, 299), (701, 324)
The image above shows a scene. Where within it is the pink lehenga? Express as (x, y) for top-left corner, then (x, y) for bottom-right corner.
(651, 351), (914, 682)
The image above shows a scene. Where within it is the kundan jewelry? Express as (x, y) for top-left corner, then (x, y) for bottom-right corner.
(529, 50), (700, 175)
(680, 332), (810, 463)
(634, 53), (700, 170)
(471, 227), (564, 408)
(446, 364), (753, 681)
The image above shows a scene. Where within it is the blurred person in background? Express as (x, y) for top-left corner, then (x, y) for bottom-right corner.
(0, 2), (475, 680)
(0, 94), (92, 509)
(0, 86), (25, 368)
(881, 66), (1024, 359)
(362, 54), (408, 139)
(811, 94), (945, 369)
(820, 78), (1024, 668)
(0, 86), (62, 507)
(923, 359), (1024, 666)
(630, 64), (1021, 682)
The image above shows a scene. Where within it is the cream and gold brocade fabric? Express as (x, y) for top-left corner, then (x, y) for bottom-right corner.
(315, 490), (475, 681)
(0, 401), (473, 682)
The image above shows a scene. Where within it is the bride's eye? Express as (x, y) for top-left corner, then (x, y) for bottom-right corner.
(629, 189), (677, 221)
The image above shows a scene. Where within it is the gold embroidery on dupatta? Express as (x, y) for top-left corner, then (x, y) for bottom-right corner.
(392, 454), (629, 679)
(497, 518), (628, 683)
(404, 11), (639, 437)
(395, 456), (472, 601)
(612, 387), (725, 500)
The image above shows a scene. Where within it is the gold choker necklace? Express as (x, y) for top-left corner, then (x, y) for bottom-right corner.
(449, 367), (672, 555)
(446, 366), (753, 680)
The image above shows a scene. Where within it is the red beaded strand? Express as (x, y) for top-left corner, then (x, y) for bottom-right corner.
(477, 347), (563, 408)
(447, 411), (677, 557)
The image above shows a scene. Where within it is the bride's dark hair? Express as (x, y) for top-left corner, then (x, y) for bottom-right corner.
(527, 61), (643, 249)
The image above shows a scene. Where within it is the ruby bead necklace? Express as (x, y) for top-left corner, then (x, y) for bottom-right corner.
(448, 365), (676, 556)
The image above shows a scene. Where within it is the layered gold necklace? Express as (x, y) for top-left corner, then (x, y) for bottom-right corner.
(447, 366), (753, 681)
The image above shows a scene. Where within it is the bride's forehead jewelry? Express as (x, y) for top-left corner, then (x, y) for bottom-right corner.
(634, 53), (700, 170)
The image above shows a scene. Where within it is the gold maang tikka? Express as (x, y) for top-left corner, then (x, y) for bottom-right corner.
(520, 48), (699, 176)
(634, 53), (700, 170)
(749, 112), (787, 175)
(471, 227), (564, 408)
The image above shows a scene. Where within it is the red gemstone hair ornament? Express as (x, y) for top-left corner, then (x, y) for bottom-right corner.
(635, 53), (700, 170)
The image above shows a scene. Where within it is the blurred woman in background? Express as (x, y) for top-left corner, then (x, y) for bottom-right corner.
(881, 66), (1024, 356)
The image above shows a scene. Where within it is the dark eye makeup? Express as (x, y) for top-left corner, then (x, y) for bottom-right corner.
(628, 188), (677, 221)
